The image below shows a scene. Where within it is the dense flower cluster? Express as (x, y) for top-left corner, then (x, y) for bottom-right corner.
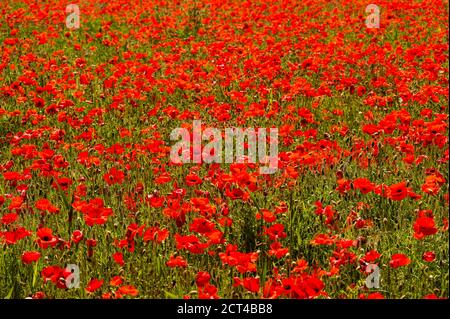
(0, 0), (448, 299)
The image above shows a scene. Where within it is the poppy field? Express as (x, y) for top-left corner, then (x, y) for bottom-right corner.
(0, 0), (449, 299)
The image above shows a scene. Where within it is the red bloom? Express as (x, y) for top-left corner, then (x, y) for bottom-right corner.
(36, 228), (58, 249)
(41, 265), (70, 289)
(265, 223), (287, 241)
(386, 182), (408, 201)
(292, 259), (309, 274)
(413, 216), (438, 240)
(71, 230), (84, 244)
(103, 167), (125, 185)
(73, 198), (114, 226)
(147, 195), (165, 208)
(175, 234), (208, 254)
(274, 275), (325, 299)
(198, 283), (219, 299)
(268, 241), (289, 259)
(310, 233), (336, 246)
(117, 285), (139, 297)
(256, 209), (276, 223)
(363, 250), (381, 263)
(422, 251), (436, 262)
(166, 255), (188, 268)
(1, 213), (18, 225)
(389, 253), (411, 268)
(32, 292), (46, 299)
(1, 227), (32, 245)
(22, 251), (41, 264)
(219, 244), (258, 274)
(189, 218), (216, 234)
(423, 294), (445, 299)
(353, 178), (375, 194)
(143, 226), (169, 243)
(185, 173), (202, 186)
(195, 271), (211, 287)
(87, 238), (97, 257)
(155, 228), (170, 243)
(35, 199), (59, 214)
(8, 196), (24, 211)
(154, 172), (172, 184)
(360, 292), (385, 299)
(274, 202), (288, 214)
(421, 173), (445, 195)
(110, 276), (123, 287)
(86, 278), (104, 293)
(242, 277), (260, 294)
(336, 178), (351, 194)
(112, 252), (125, 266)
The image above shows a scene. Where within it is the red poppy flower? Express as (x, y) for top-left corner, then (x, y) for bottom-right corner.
(36, 228), (58, 249)
(73, 198), (114, 226)
(363, 250), (381, 263)
(35, 199), (59, 214)
(268, 241), (289, 259)
(22, 251), (41, 264)
(413, 216), (438, 239)
(422, 182), (440, 195)
(421, 173), (445, 195)
(147, 195), (164, 208)
(198, 283), (219, 299)
(110, 276), (123, 287)
(185, 173), (202, 186)
(143, 226), (169, 243)
(117, 285), (139, 297)
(219, 244), (258, 274)
(102, 292), (112, 299)
(265, 223), (287, 241)
(422, 251), (436, 262)
(360, 292), (385, 299)
(189, 218), (216, 234)
(195, 271), (211, 287)
(423, 294), (445, 299)
(71, 230), (84, 243)
(166, 255), (188, 268)
(175, 234), (208, 254)
(353, 178), (375, 194)
(1, 213), (18, 225)
(242, 277), (260, 294)
(8, 196), (24, 211)
(310, 233), (336, 246)
(387, 182), (408, 201)
(336, 178), (351, 194)
(103, 167), (125, 185)
(86, 278), (104, 293)
(41, 265), (71, 289)
(112, 252), (125, 266)
(32, 292), (46, 299)
(1, 227), (32, 245)
(389, 253), (411, 268)
(154, 172), (172, 184)
(256, 209), (276, 223)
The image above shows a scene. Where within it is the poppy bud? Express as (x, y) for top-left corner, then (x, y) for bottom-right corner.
(71, 230), (84, 244)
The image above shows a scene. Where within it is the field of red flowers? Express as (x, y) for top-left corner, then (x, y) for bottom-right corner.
(0, 0), (448, 299)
